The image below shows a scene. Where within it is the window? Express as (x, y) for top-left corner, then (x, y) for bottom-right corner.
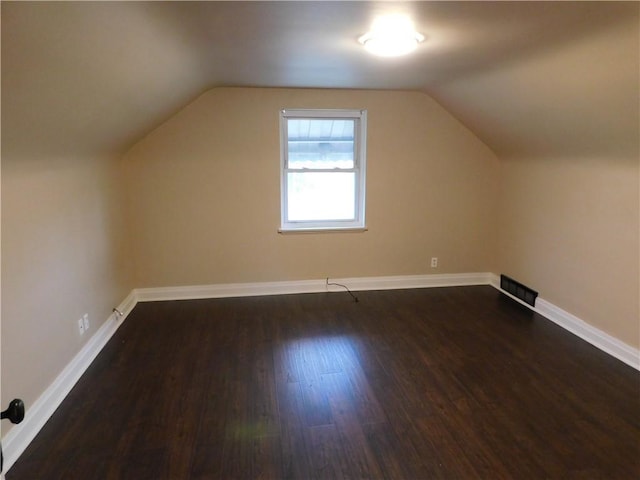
(280, 109), (367, 232)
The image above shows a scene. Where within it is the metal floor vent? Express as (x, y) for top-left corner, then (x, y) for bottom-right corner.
(500, 274), (538, 307)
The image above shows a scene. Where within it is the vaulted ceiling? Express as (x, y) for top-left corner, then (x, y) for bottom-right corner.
(2, 1), (638, 159)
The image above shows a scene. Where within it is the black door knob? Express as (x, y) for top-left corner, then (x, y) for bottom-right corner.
(1, 399), (25, 424)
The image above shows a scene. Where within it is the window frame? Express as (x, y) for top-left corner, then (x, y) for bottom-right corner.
(279, 108), (367, 232)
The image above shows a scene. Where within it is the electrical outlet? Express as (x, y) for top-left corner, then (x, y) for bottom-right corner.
(78, 318), (85, 335)
(83, 314), (89, 332)
(431, 257), (438, 268)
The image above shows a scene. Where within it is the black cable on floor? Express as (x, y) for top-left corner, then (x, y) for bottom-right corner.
(326, 278), (359, 303)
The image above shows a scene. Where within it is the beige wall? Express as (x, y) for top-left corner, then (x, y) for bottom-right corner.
(1, 153), (132, 430)
(125, 86), (638, 349)
(499, 156), (639, 348)
(124, 87), (500, 287)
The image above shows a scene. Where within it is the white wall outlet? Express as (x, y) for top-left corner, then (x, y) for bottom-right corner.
(83, 314), (89, 332)
(78, 318), (85, 335)
(431, 257), (438, 268)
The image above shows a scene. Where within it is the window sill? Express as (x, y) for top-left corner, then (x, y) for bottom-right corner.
(278, 227), (368, 234)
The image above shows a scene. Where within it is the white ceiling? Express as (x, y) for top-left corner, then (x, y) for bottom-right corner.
(2, 1), (638, 159)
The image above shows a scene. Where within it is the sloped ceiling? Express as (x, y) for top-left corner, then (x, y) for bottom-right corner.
(2, 1), (638, 159)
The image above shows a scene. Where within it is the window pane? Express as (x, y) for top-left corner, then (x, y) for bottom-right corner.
(287, 172), (355, 221)
(288, 119), (354, 169)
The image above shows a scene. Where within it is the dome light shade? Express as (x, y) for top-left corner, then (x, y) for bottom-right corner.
(358, 14), (424, 57)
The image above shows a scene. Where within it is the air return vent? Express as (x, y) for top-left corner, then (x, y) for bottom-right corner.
(500, 274), (538, 307)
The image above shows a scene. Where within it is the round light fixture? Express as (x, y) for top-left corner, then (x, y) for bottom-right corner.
(358, 14), (424, 57)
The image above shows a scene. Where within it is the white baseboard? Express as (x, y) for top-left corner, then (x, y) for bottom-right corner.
(134, 272), (494, 302)
(2, 292), (136, 474)
(489, 274), (640, 371)
(134, 278), (325, 302)
(534, 298), (640, 370)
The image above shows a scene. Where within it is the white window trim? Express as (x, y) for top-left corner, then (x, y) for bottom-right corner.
(279, 108), (367, 233)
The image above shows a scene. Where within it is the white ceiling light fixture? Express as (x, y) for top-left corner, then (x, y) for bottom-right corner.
(358, 14), (425, 57)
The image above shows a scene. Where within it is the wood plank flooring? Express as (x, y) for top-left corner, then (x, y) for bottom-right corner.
(7, 286), (640, 479)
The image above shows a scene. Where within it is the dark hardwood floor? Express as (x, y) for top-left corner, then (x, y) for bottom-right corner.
(8, 286), (640, 479)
